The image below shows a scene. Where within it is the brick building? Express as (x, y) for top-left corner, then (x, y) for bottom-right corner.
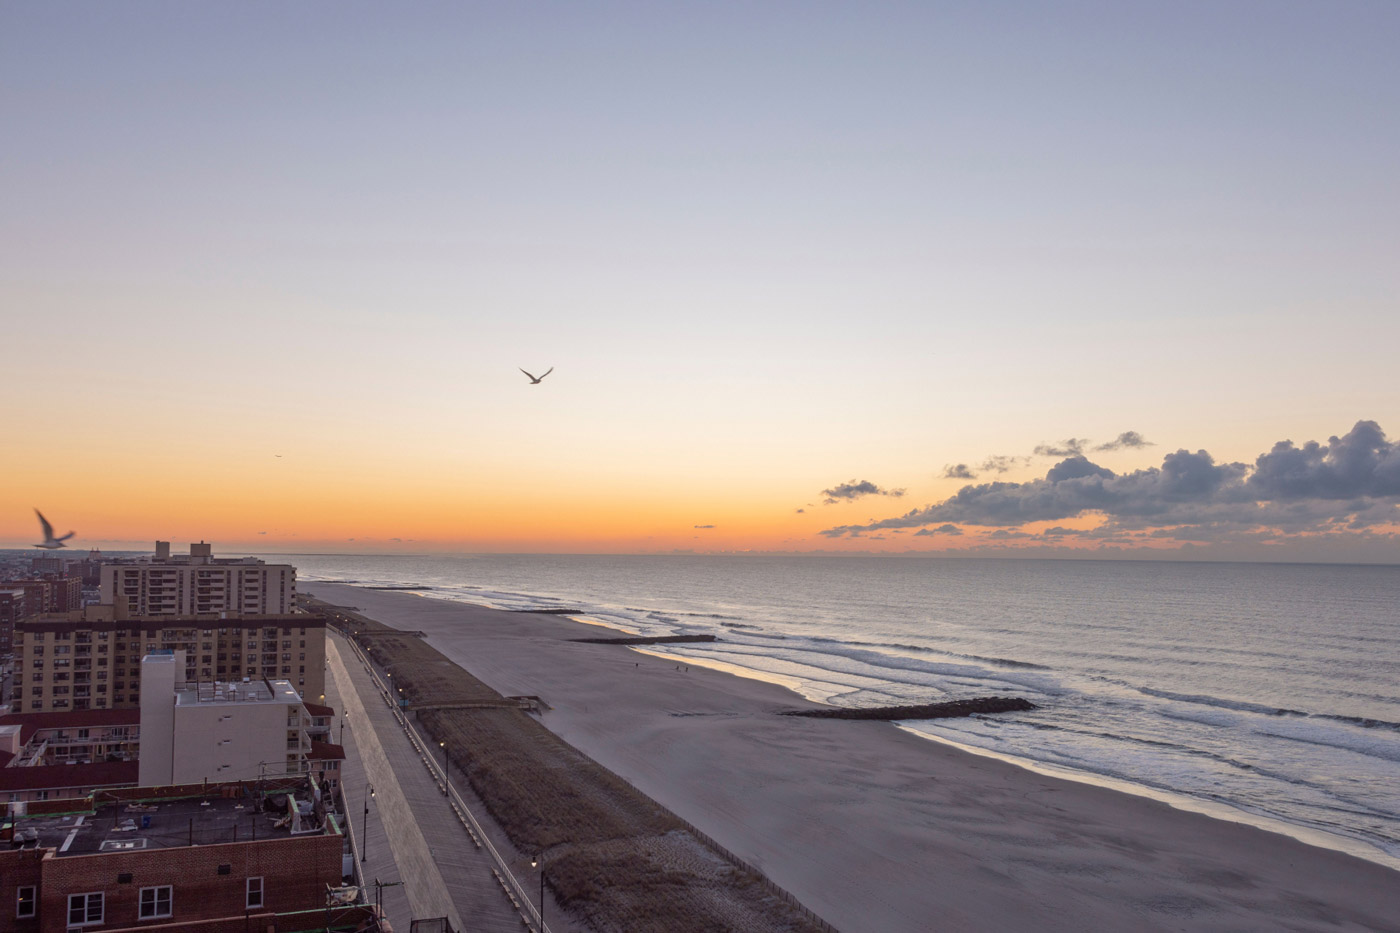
(10, 610), (326, 714)
(3, 576), (83, 615)
(1, 587), (31, 660)
(0, 780), (374, 932)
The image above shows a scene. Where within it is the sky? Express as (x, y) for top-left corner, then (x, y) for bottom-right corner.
(3, 2), (1398, 560)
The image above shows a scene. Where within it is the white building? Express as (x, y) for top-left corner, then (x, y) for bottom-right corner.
(137, 652), (311, 787)
(100, 541), (296, 617)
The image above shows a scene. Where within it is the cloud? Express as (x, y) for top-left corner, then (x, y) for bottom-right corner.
(1034, 438), (1089, 458)
(257, 531), (267, 535)
(795, 508), (806, 514)
(694, 524), (715, 529)
(912, 523), (963, 537)
(821, 479), (906, 504)
(980, 454), (1030, 473)
(1094, 431), (1154, 452)
(821, 421), (1400, 542)
(1247, 420), (1400, 500)
(942, 464), (977, 480)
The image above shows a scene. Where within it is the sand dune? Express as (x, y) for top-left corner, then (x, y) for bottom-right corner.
(308, 582), (1400, 932)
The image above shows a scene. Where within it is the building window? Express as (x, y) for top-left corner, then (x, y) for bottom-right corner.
(68, 892), (103, 926)
(139, 886), (173, 919)
(17, 885), (36, 918)
(246, 877), (264, 909)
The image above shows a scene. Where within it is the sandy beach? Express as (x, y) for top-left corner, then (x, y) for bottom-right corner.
(308, 582), (1400, 933)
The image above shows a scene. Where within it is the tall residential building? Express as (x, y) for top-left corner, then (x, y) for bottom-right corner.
(100, 542), (295, 617)
(1, 587), (32, 660)
(1, 575), (82, 617)
(10, 607), (326, 714)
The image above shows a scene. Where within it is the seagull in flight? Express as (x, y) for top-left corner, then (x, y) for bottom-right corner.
(34, 509), (75, 549)
(519, 366), (554, 385)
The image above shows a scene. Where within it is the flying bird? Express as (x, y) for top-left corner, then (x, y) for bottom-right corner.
(34, 509), (75, 549)
(519, 367), (554, 385)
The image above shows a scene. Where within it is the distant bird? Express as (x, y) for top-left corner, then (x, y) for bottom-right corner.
(519, 367), (554, 385)
(34, 509), (75, 549)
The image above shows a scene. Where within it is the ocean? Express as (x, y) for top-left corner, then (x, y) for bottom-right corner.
(279, 554), (1400, 866)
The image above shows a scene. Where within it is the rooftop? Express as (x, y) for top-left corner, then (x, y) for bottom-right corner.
(174, 679), (301, 707)
(11, 785), (333, 855)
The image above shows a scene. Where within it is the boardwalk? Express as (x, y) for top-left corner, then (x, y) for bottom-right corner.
(326, 632), (550, 932)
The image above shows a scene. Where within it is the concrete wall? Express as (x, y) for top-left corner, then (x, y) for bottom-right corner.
(170, 698), (295, 784)
(136, 654), (178, 787)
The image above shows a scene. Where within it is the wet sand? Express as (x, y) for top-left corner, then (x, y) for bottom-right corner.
(308, 581), (1400, 932)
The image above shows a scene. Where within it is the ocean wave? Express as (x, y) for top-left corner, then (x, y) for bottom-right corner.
(1316, 713), (1400, 731)
(1136, 686), (1310, 718)
(1137, 686), (1400, 734)
(809, 636), (1052, 671)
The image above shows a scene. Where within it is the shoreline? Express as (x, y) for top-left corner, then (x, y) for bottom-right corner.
(333, 581), (1398, 871)
(307, 581), (1400, 932)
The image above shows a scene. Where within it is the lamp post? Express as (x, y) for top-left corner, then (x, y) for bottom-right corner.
(361, 784), (375, 862)
(530, 854), (545, 930)
(439, 741), (448, 795)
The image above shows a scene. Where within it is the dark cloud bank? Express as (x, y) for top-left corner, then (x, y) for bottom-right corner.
(823, 421), (1400, 548)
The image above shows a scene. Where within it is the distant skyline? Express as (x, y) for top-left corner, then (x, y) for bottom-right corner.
(3, 3), (1397, 561)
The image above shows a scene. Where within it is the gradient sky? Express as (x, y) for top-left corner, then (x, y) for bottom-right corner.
(3, 2), (1398, 559)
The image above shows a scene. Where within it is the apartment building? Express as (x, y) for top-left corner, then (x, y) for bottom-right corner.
(0, 708), (140, 767)
(0, 778), (368, 933)
(1, 587), (30, 660)
(10, 608), (326, 714)
(100, 541), (295, 617)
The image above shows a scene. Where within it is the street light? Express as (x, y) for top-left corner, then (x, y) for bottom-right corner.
(361, 784), (375, 862)
(530, 854), (545, 930)
(439, 741), (448, 795)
